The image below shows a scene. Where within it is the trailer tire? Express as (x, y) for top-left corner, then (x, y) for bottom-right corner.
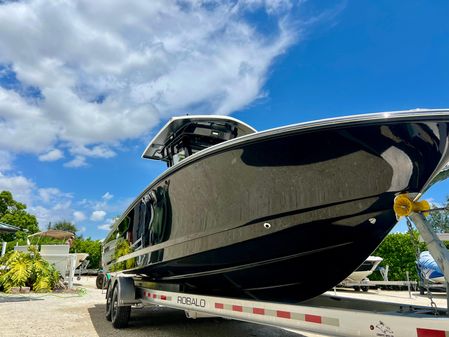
(353, 286), (360, 291)
(361, 286), (369, 292)
(111, 286), (131, 329)
(105, 284), (113, 321)
(96, 273), (105, 289)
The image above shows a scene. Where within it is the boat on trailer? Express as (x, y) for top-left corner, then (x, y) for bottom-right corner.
(344, 256), (383, 283)
(103, 109), (449, 303)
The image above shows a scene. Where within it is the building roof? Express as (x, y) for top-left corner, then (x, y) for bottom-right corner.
(0, 222), (21, 234)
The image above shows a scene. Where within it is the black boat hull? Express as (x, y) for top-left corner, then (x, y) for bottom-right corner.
(104, 114), (449, 302)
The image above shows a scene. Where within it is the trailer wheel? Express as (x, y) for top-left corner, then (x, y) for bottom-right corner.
(353, 286), (360, 291)
(96, 273), (104, 289)
(361, 286), (369, 292)
(111, 286), (131, 329)
(105, 284), (113, 321)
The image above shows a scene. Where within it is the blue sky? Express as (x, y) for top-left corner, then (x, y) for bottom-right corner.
(0, 0), (448, 239)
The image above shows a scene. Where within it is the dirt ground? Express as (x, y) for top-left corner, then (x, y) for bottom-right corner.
(0, 277), (447, 337)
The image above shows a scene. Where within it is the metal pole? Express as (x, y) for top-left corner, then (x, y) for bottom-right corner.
(409, 213), (449, 283)
(406, 271), (412, 299)
(409, 212), (449, 315)
(68, 254), (76, 289)
(1, 241), (6, 256)
(447, 282), (449, 316)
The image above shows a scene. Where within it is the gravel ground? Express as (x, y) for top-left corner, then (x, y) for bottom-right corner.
(0, 277), (309, 337)
(0, 277), (447, 337)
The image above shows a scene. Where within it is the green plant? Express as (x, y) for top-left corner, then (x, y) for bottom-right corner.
(370, 231), (426, 281)
(0, 190), (39, 242)
(70, 237), (102, 269)
(0, 246), (60, 292)
(0, 251), (31, 291)
(50, 220), (78, 234)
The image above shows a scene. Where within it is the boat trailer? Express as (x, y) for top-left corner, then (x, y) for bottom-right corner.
(104, 194), (449, 336)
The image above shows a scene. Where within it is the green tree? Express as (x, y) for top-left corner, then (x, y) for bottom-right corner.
(371, 232), (426, 281)
(0, 191), (25, 215)
(71, 238), (102, 269)
(426, 197), (449, 233)
(0, 191), (39, 242)
(50, 221), (78, 234)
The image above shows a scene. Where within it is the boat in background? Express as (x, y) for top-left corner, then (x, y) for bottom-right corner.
(28, 230), (89, 273)
(103, 109), (449, 303)
(418, 251), (445, 284)
(344, 256), (383, 283)
(340, 255), (383, 291)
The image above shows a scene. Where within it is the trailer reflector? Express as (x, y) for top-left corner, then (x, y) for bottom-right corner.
(416, 328), (449, 337)
(232, 305), (243, 312)
(305, 314), (322, 324)
(277, 310), (291, 319)
(253, 307), (265, 315)
(143, 291), (171, 301)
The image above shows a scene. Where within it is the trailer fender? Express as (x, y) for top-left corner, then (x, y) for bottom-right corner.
(111, 276), (138, 306)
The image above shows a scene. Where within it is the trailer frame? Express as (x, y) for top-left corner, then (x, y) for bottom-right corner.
(104, 273), (449, 336)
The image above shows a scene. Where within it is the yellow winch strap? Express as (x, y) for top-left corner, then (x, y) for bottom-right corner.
(393, 194), (430, 218)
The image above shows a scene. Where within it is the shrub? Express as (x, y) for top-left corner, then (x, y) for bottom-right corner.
(370, 231), (427, 281)
(0, 246), (60, 292)
(70, 238), (102, 269)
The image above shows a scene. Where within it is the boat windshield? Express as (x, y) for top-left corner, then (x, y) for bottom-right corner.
(142, 116), (256, 167)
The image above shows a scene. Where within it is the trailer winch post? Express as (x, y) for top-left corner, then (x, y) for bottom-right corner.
(408, 211), (449, 315)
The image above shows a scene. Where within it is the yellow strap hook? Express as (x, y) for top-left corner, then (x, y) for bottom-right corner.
(393, 194), (430, 218)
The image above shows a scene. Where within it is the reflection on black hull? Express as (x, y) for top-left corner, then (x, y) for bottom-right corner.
(103, 112), (449, 303)
(135, 207), (396, 302)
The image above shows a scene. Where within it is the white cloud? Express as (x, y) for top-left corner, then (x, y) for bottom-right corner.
(79, 226), (86, 233)
(70, 145), (116, 159)
(0, 0), (299, 165)
(0, 88), (57, 153)
(32, 200), (73, 229)
(31, 206), (54, 229)
(98, 224), (112, 231)
(0, 171), (76, 229)
(77, 193), (130, 217)
(0, 150), (14, 171)
(0, 171), (123, 234)
(38, 187), (62, 202)
(73, 211), (86, 222)
(98, 217), (116, 231)
(64, 156), (87, 168)
(91, 210), (106, 221)
(102, 192), (113, 201)
(38, 148), (64, 161)
(52, 200), (72, 211)
(0, 172), (36, 206)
